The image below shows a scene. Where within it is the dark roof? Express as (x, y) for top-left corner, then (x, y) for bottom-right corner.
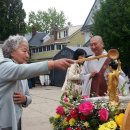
(53, 46), (74, 60)
(67, 46), (93, 56)
(28, 32), (46, 47)
(43, 36), (69, 46)
(53, 46), (93, 60)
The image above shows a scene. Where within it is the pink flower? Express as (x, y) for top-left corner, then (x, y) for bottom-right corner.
(63, 96), (68, 102)
(70, 108), (78, 118)
(66, 127), (73, 130)
(56, 105), (65, 115)
(98, 108), (109, 122)
(78, 101), (93, 115)
(82, 95), (89, 99)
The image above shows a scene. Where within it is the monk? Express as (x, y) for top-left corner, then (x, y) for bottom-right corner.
(81, 35), (110, 97)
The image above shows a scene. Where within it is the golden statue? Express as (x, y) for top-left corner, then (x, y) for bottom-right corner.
(108, 60), (121, 105)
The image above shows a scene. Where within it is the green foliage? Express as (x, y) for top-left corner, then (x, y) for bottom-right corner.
(0, 0), (26, 40)
(121, 81), (127, 96)
(49, 116), (65, 130)
(26, 8), (66, 33)
(91, 0), (130, 69)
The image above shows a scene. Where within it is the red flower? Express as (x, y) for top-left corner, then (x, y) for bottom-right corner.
(78, 101), (93, 115)
(70, 108), (78, 118)
(80, 114), (86, 120)
(98, 108), (109, 122)
(66, 116), (71, 122)
(75, 127), (81, 130)
(66, 127), (72, 130)
(56, 105), (65, 115)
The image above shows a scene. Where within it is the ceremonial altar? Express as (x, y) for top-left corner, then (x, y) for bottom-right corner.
(49, 49), (130, 130)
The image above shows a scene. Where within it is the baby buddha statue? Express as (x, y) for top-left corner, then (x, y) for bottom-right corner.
(108, 60), (121, 105)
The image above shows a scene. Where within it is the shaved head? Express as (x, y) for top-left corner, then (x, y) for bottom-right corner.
(90, 35), (104, 56)
(90, 35), (104, 45)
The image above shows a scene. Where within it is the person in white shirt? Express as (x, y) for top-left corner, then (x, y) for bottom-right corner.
(62, 48), (87, 98)
(81, 35), (111, 97)
(81, 35), (128, 97)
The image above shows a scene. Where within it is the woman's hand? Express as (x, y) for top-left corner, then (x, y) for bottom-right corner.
(48, 58), (74, 70)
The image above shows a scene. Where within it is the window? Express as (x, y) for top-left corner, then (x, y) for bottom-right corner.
(56, 44), (61, 50)
(64, 30), (68, 37)
(95, 5), (97, 9)
(39, 47), (42, 52)
(62, 44), (66, 48)
(47, 46), (50, 51)
(51, 45), (54, 50)
(42, 46), (46, 51)
(36, 48), (38, 53)
(59, 32), (61, 39)
(32, 48), (35, 53)
(77, 44), (81, 47)
(66, 30), (68, 36)
(64, 31), (66, 37)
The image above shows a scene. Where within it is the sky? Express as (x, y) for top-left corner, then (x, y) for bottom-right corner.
(22, 0), (95, 25)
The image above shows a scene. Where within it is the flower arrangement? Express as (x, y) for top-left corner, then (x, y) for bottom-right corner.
(49, 91), (125, 130)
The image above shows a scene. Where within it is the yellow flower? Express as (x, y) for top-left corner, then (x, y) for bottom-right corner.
(69, 118), (75, 126)
(63, 119), (69, 126)
(98, 120), (117, 130)
(83, 122), (89, 128)
(115, 113), (124, 128)
(54, 114), (61, 119)
(98, 124), (109, 130)
(107, 120), (117, 129)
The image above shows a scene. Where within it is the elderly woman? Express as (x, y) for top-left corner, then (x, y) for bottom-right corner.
(0, 35), (73, 130)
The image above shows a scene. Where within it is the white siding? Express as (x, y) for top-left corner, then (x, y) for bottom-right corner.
(0, 48), (4, 60)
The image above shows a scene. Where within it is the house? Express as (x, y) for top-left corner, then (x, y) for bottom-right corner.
(50, 46), (93, 87)
(25, 29), (47, 85)
(30, 25), (85, 61)
(0, 41), (4, 60)
(27, 27), (47, 61)
(29, 32), (46, 47)
(81, 0), (101, 46)
(24, 33), (32, 41)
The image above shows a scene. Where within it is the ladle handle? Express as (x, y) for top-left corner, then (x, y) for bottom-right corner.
(76, 54), (108, 63)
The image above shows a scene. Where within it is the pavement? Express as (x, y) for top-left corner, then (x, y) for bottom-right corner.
(22, 86), (62, 130)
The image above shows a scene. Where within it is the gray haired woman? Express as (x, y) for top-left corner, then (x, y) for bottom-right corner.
(0, 35), (73, 130)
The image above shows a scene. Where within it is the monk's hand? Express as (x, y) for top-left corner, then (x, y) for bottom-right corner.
(13, 92), (26, 104)
(90, 71), (98, 78)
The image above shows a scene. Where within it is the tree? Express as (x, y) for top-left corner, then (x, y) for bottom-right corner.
(0, 0), (26, 41)
(26, 8), (66, 33)
(91, 0), (130, 72)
